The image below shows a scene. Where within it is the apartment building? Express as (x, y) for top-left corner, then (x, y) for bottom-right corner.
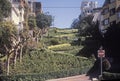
(9, 0), (28, 32)
(99, 0), (120, 33)
(92, 7), (102, 22)
(28, 0), (42, 15)
(80, 0), (98, 18)
(33, 2), (42, 14)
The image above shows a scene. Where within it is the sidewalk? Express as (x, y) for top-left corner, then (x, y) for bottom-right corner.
(46, 74), (91, 81)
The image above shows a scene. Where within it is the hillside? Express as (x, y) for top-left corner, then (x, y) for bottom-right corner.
(0, 28), (95, 81)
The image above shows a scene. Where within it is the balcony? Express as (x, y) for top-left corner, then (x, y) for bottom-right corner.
(116, 6), (120, 23)
(109, 1), (116, 10)
(110, 0), (115, 3)
(109, 14), (116, 22)
(101, 7), (109, 15)
(103, 13), (110, 19)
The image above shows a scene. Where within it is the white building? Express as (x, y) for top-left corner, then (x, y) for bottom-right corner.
(9, 0), (27, 32)
(81, 0), (98, 18)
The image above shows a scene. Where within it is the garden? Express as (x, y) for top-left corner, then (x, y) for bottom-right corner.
(0, 28), (95, 81)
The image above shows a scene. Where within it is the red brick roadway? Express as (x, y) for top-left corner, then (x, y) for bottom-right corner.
(46, 74), (92, 81)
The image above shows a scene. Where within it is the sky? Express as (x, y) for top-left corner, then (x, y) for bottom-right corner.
(37, 0), (105, 28)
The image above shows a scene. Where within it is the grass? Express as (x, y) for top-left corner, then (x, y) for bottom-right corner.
(8, 49), (93, 75)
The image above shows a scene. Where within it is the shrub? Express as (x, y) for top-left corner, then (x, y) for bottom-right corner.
(102, 72), (120, 80)
(56, 29), (78, 33)
(49, 39), (59, 45)
(0, 67), (91, 81)
(54, 34), (75, 38)
(0, 49), (94, 81)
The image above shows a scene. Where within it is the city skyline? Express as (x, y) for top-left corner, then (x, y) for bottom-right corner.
(37, 0), (104, 28)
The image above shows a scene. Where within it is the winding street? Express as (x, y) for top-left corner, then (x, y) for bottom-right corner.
(46, 74), (92, 81)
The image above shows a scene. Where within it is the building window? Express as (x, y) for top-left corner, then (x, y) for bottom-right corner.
(83, 12), (84, 15)
(102, 8), (109, 15)
(118, 12), (120, 18)
(110, 20), (116, 26)
(110, 0), (115, 3)
(91, 10), (93, 13)
(84, 3), (87, 6)
(88, 10), (89, 13)
(103, 18), (109, 25)
(13, 0), (20, 2)
(20, 12), (22, 16)
(110, 8), (116, 16)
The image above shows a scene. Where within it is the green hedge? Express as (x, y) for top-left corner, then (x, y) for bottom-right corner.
(0, 67), (90, 81)
(0, 49), (94, 81)
(48, 43), (71, 51)
(56, 29), (78, 33)
(102, 72), (120, 80)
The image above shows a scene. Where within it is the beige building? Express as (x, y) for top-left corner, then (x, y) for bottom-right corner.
(99, 0), (120, 33)
(9, 0), (28, 32)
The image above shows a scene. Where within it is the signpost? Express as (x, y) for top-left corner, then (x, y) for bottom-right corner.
(98, 46), (105, 77)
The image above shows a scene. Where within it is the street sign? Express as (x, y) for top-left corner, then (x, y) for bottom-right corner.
(98, 48), (105, 57)
(98, 46), (105, 57)
(98, 46), (105, 77)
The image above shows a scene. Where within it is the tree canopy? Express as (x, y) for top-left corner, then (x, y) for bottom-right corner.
(36, 13), (53, 29)
(71, 15), (95, 36)
(28, 15), (37, 30)
(71, 18), (80, 29)
(0, 0), (11, 21)
(0, 21), (17, 54)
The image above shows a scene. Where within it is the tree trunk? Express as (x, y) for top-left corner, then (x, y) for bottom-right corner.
(19, 45), (23, 63)
(6, 55), (10, 75)
(36, 36), (39, 44)
(36, 35), (38, 44)
(40, 29), (43, 40)
(13, 48), (18, 67)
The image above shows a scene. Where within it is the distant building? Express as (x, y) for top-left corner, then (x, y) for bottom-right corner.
(80, 0), (98, 18)
(28, 0), (42, 15)
(99, 0), (120, 34)
(28, 0), (43, 39)
(33, 2), (42, 14)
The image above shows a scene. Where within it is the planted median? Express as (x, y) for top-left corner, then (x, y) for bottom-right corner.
(48, 43), (71, 51)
